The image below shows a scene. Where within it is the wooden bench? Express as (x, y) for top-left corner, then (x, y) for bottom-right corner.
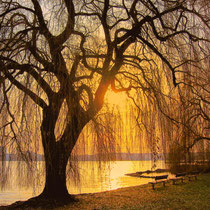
(170, 171), (199, 184)
(149, 175), (168, 190)
(170, 172), (187, 185)
(187, 171), (199, 181)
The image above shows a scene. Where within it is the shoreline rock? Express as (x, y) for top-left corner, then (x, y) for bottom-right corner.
(126, 168), (169, 178)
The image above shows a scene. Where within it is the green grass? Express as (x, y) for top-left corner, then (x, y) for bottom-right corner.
(61, 173), (210, 210)
(134, 174), (210, 210)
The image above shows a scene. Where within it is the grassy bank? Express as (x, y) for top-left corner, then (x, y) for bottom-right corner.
(60, 173), (210, 210)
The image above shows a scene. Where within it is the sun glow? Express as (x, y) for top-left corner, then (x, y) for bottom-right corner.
(105, 90), (128, 110)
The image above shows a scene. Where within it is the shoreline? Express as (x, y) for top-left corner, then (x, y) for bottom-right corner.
(1, 173), (209, 209)
(125, 168), (169, 178)
(59, 172), (210, 209)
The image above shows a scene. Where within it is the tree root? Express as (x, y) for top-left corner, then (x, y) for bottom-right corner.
(0, 194), (78, 209)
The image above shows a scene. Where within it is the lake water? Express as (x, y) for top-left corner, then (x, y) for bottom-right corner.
(0, 160), (168, 205)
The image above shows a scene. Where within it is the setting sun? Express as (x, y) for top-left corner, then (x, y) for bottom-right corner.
(105, 90), (128, 109)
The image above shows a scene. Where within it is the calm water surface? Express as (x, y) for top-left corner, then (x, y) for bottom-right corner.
(0, 160), (167, 205)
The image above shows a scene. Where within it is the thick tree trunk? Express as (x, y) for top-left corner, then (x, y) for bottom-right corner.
(39, 105), (75, 201)
(41, 149), (70, 200)
(38, 96), (90, 202)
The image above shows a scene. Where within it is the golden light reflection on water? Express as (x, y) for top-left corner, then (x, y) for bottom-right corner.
(68, 160), (167, 194)
(0, 160), (168, 205)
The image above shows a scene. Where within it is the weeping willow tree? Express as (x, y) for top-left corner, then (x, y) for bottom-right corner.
(163, 42), (210, 170)
(0, 0), (209, 206)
